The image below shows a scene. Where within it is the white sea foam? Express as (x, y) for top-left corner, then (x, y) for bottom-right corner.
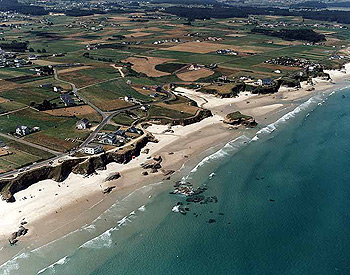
(82, 224), (96, 232)
(0, 252), (29, 275)
(79, 211), (135, 250)
(37, 256), (69, 274)
(117, 216), (129, 227)
(252, 95), (322, 141)
(172, 205), (180, 213)
(80, 227), (117, 249)
(181, 135), (250, 182)
(138, 205), (146, 212)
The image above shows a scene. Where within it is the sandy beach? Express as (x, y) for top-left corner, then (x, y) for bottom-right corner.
(1, 63), (350, 264)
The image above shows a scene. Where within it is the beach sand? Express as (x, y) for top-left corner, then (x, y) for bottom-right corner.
(1, 64), (350, 264)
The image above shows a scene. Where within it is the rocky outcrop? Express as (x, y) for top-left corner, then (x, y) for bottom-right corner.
(105, 172), (121, 182)
(0, 134), (156, 202)
(152, 109), (212, 126)
(9, 225), (28, 245)
(224, 111), (257, 128)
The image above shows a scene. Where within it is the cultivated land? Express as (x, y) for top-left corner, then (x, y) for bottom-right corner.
(0, 9), (348, 174)
(1, 6), (350, 260)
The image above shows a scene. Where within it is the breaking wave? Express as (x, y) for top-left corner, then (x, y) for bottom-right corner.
(0, 252), (29, 275)
(37, 256), (69, 274)
(252, 95), (323, 141)
(181, 135), (251, 182)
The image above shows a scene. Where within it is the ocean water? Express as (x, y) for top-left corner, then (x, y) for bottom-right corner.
(2, 86), (350, 274)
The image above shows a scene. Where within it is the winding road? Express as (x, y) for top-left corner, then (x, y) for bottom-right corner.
(0, 70), (174, 179)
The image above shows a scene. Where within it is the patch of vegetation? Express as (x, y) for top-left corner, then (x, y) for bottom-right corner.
(251, 28), (326, 43)
(226, 111), (252, 120)
(155, 63), (185, 73)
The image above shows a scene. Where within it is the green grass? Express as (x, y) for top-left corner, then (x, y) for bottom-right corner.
(0, 108), (68, 134)
(0, 87), (58, 106)
(148, 105), (192, 119)
(112, 113), (135, 126)
(81, 79), (150, 111)
(0, 136), (54, 172)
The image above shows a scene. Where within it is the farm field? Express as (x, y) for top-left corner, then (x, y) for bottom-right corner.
(0, 9), (349, 172)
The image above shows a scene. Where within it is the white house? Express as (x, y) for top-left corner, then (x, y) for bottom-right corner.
(76, 118), (90, 130)
(16, 125), (30, 136)
(84, 144), (103, 155)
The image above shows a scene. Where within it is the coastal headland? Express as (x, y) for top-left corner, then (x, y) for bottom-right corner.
(0, 64), (349, 264)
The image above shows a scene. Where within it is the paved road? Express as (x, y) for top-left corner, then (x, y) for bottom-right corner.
(0, 73), (174, 180)
(54, 70), (107, 119)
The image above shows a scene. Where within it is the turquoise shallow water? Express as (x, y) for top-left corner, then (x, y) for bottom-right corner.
(2, 86), (350, 274)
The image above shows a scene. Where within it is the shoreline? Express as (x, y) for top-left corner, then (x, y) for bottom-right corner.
(1, 64), (350, 265)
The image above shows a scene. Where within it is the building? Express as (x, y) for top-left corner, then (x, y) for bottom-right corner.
(84, 144), (103, 155)
(39, 83), (53, 89)
(127, 126), (142, 135)
(60, 94), (74, 106)
(115, 129), (126, 137)
(100, 133), (117, 145)
(257, 78), (274, 86)
(15, 125), (30, 136)
(76, 118), (90, 130)
(53, 86), (61, 92)
(124, 95), (133, 102)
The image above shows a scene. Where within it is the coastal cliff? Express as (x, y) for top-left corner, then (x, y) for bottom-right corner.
(150, 109), (213, 126)
(0, 134), (156, 202)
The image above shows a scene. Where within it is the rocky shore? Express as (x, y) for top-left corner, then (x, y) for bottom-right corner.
(0, 134), (157, 202)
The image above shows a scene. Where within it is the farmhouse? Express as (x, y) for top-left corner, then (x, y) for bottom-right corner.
(127, 126), (143, 135)
(115, 129), (126, 137)
(15, 125), (30, 136)
(124, 95), (134, 102)
(40, 83), (53, 89)
(100, 133), (117, 145)
(76, 118), (90, 130)
(84, 144), (103, 155)
(257, 78), (274, 86)
(60, 94), (74, 106)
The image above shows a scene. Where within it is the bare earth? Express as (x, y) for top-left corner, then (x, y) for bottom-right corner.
(0, 97), (9, 103)
(176, 68), (214, 81)
(123, 56), (174, 77)
(43, 105), (96, 117)
(58, 66), (92, 74)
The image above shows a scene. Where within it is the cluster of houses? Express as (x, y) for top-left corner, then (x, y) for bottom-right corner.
(65, 18), (108, 31)
(93, 126), (143, 147)
(15, 125), (40, 137)
(153, 38), (180, 45)
(265, 56), (320, 69)
(0, 48), (29, 68)
(216, 49), (238, 55)
(253, 19), (347, 31)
